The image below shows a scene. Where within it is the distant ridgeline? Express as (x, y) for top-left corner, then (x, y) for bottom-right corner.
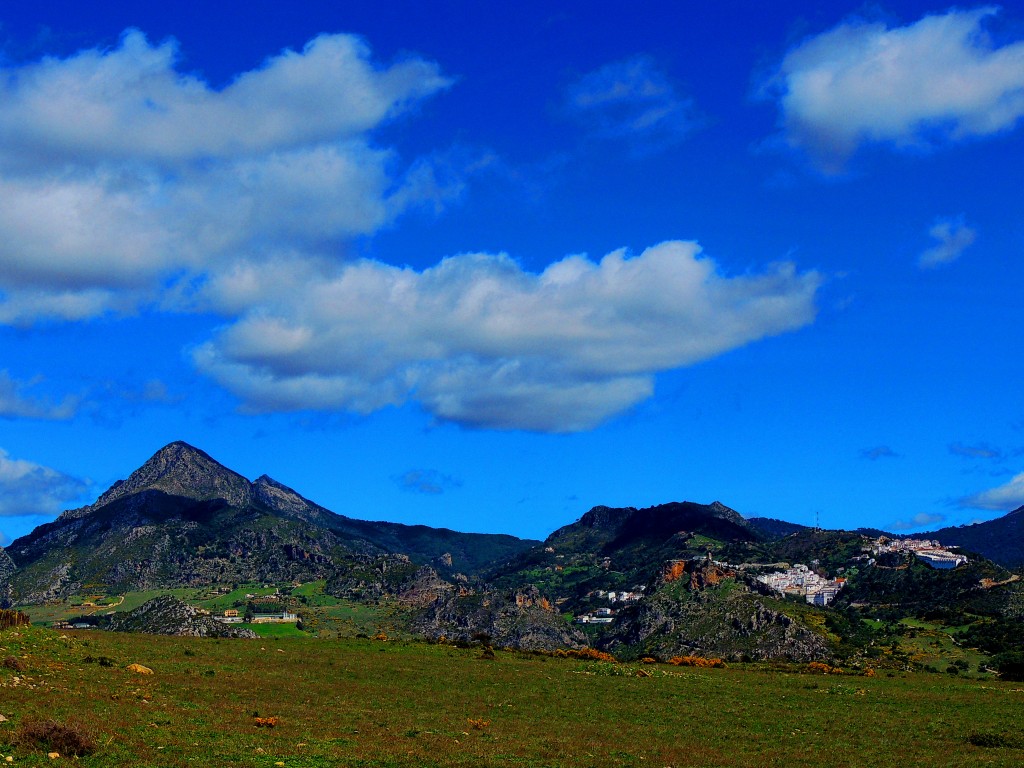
(3, 441), (1024, 666)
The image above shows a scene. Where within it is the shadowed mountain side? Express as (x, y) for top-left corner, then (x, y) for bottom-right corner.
(747, 517), (809, 539)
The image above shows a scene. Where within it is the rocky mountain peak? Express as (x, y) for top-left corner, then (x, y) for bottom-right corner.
(708, 501), (748, 527)
(89, 441), (253, 510)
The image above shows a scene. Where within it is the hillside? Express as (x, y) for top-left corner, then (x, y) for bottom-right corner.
(105, 595), (258, 638)
(921, 507), (1024, 568)
(487, 500), (762, 607)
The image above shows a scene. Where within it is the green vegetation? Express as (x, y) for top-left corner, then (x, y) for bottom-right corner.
(3, 624), (1024, 767)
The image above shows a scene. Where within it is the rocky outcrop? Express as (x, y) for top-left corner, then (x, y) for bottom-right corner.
(601, 561), (830, 662)
(106, 595), (257, 638)
(411, 585), (586, 651)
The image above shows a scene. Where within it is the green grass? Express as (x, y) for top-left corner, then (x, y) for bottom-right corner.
(3, 624), (1024, 767)
(245, 622), (307, 639)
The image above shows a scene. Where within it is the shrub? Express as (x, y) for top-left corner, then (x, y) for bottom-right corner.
(968, 732), (1024, 749)
(991, 651), (1024, 682)
(14, 718), (98, 756)
(552, 648), (617, 663)
(668, 655), (727, 669)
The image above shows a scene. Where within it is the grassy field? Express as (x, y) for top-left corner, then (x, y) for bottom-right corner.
(2, 625), (1024, 767)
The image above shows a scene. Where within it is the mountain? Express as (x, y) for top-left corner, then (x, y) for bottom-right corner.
(6, 441), (535, 603)
(486, 500), (764, 615)
(920, 507), (1024, 568)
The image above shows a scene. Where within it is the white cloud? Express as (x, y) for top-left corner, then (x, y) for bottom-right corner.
(918, 217), (976, 269)
(0, 448), (90, 517)
(961, 472), (1024, 511)
(567, 56), (695, 149)
(0, 30), (448, 166)
(765, 7), (1024, 168)
(0, 29), (452, 323)
(194, 241), (820, 432)
(0, 371), (79, 420)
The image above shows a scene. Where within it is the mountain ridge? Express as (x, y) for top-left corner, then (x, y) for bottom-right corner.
(5, 441), (537, 602)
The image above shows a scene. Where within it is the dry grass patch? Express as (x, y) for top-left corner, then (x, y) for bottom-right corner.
(13, 717), (97, 756)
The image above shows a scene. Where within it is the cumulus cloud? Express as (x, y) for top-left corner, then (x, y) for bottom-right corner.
(567, 56), (695, 149)
(194, 241), (820, 432)
(0, 370), (79, 420)
(0, 448), (90, 517)
(0, 29), (451, 323)
(861, 445), (898, 460)
(919, 217), (976, 269)
(765, 7), (1024, 169)
(889, 511), (947, 531)
(394, 469), (462, 495)
(961, 472), (1024, 511)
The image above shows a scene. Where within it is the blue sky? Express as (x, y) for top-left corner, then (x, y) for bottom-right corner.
(1, 1), (1023, 544)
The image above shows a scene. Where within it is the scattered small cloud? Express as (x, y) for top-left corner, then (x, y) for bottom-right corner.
(0, 448), (91, 517)
(763, 7), (1024, 170)
(960, 472), (1024, 511)
(861, 445), (898, 460)
(0, 370), (80, 420)
(567, 55), (696, 151)
(889, 511), (946, 531)
(124, 379), (185, 405)
(918, 217), (976, 269)
(949, 441), (1002, 460)
(394, 469), (462, 495)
